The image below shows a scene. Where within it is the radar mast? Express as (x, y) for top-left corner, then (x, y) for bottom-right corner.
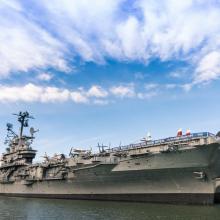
(2, 111), (38, 166)
(13, 111), (34, 138)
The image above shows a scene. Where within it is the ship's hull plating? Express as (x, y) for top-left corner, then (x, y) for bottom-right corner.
(1, 143), (220, 205)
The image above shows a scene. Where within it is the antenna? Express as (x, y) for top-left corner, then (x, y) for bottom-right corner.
(97, 143), (101, 153)
(4, 122), (18, 144)
(30, 127), (34, 136)
(119, 141), (122, 150)
(69, 147), (73, 157)
(13, 111), (34, 138)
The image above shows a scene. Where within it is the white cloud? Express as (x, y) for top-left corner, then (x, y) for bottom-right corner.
(0, 0), (22, 11)
(0, 83), (88, 103)
(0, 83), (159, 104)
(193, 51), (220, 84)
(116, 16), (147, 60)
(0, 84), (69, 103)
(70, 91), (88, 103)
(37, 73), (53, 81)
(1, 0), (220, 86)
(0, 1), (68, 77)
(0, 82), (161, 103)
(110, 85), (135, 98)
(41, 87), (70, 102)
(39, 0), (123, 63)
(87, 85), (108, 98)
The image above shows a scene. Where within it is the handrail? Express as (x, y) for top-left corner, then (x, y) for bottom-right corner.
(107, 132), (215, 153)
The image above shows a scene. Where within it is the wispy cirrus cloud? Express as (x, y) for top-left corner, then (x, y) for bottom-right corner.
(0, 0), (220, 86)
(193, 51), (220, 84)
(0, 1), (69, 77)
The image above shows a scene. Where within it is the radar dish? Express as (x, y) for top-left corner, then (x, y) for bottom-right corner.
(6, 123), (13, 130)
(30, 127), (35, 135)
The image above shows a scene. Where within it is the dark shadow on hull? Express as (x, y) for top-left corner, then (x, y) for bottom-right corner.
(0, 193), (214, 205)
(214, 193), (220, 203)
(214, 186), (220, 203)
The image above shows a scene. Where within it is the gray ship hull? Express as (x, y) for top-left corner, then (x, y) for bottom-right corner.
(1, 143), (220, 205)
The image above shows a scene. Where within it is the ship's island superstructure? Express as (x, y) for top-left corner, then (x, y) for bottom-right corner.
(0, 112), (220, 205)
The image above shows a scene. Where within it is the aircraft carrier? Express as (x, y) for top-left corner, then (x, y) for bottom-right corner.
(0, 111), (220, 205)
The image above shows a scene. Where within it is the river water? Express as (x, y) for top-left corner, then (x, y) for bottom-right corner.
(0, 196), (219, 220)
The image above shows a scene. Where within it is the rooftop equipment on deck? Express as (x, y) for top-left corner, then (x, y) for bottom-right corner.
(186, 129), (191, 136)
(177, 128), (182, 137)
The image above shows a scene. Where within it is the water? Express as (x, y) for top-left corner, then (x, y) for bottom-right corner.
(0, 197), (219, 220)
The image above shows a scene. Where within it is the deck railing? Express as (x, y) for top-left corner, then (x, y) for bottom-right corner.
(107, 132), (215, 153)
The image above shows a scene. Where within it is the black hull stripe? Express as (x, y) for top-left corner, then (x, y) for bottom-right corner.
(0, 193), (218, 205)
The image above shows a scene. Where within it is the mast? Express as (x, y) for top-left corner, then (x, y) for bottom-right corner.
(13, 111), (34, 138)
(2, 111), (37, 166)
(19, 112), (25, 138)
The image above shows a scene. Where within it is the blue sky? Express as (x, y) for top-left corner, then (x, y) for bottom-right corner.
(0, 0), (220, 158)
